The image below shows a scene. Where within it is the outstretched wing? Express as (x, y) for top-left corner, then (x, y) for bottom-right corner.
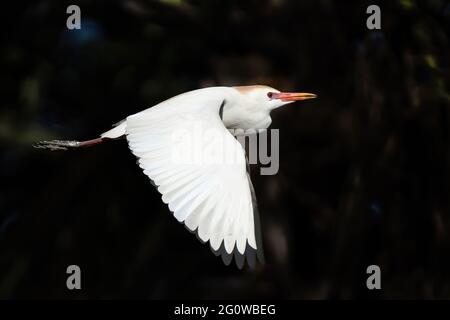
(125, 99), (264, 268)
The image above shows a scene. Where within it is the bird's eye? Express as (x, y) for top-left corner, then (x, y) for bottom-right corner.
(267, 92), (274, 99)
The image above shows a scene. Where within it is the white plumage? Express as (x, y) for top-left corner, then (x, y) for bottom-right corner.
(36, 85), (316, 268)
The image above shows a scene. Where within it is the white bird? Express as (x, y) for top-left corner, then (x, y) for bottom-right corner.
(35, 85), (316, 269)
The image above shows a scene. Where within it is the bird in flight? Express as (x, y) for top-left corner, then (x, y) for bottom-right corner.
(34, 85), (316, 269)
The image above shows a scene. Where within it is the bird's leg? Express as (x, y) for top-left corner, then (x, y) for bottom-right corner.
(33, 137), (104, 151)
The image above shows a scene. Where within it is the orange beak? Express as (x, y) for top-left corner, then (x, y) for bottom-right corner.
(276, 92), (317, 102)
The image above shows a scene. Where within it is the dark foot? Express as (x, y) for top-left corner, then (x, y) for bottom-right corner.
(33, 140), (80, 151)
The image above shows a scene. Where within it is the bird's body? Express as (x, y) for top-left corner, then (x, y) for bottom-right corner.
(102, 86), (273, 140)
(35, 85), (316, 268)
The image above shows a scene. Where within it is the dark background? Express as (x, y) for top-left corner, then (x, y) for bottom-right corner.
(0, 0), (449, 299)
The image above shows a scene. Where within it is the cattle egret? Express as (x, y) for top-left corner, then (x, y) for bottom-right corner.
(34, 85), (317, 269)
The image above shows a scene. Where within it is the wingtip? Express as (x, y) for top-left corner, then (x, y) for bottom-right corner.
(209, 241), (264, 270)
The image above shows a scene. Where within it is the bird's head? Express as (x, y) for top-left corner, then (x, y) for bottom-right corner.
(233, 85), (317, 110)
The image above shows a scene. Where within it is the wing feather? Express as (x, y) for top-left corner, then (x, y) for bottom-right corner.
(125, 96), (264, 268)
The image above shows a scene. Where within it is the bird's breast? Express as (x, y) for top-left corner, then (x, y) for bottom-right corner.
(223, 113), (272, 131)
(221, 101), (272, 130)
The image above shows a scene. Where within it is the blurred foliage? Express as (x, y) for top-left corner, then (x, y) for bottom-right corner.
(0, 0), (449, 299)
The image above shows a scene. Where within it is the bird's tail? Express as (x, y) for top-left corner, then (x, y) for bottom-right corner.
(33, 137), (104, 151)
